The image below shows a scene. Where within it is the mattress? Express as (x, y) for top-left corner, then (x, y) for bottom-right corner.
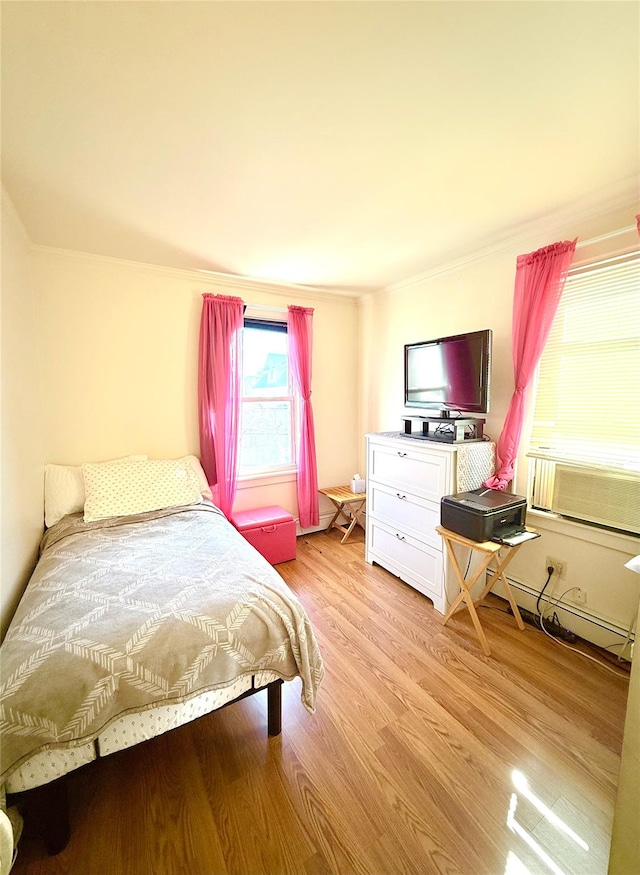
(5, 670), (281, 793)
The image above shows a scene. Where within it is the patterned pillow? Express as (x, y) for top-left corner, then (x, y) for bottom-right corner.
(83, 458), (202, 522)
(44, 455), (147, 527)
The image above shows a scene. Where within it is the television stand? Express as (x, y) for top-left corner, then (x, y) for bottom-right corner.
(402, 416), (485, 443)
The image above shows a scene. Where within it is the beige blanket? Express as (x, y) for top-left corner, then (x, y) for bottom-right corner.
(0, 503), (323, 785)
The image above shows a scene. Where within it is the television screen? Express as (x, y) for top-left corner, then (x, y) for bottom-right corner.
(404, 329), (492, 414)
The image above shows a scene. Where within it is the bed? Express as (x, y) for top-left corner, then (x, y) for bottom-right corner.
(0, 458), (323, 857)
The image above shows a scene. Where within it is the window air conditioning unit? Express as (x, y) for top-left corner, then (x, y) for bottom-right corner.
(552, 465), (640, 535)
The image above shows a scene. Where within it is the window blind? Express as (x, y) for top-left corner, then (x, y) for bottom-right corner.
(243, 317), (287, 334)
(529, 251), (640, 472)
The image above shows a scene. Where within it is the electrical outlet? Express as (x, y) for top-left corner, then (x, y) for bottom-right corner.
(572, 588), (587, 606)
(546, 556), (566, 579)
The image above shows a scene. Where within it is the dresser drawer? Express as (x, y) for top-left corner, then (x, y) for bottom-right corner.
(367, 518), (443, 601)
(367, 481), (441, 550)
(368, 440), (449, 502)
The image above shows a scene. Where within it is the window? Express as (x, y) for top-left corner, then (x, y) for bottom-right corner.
(527, 251), (640, 533)
(239, 317), (296, 476)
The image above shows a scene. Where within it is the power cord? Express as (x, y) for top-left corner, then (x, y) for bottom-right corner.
(536, 565), (554, 615)
(470, 561), (630, 676)
(603, 615), (635, 661)
(604, 640), (635, 662)
(538, 580), (630, 678)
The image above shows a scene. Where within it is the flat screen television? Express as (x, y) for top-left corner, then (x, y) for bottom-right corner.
(404, 329), (492, 415)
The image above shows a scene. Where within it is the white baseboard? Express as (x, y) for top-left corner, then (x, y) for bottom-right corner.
(295, 511), (335, 536)
(491, 572), (635, 657)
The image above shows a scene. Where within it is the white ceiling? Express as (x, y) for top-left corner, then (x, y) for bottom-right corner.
(2, 1), (638, 293)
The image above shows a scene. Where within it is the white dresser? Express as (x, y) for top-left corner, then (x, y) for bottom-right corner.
(365, 432), (495, 613)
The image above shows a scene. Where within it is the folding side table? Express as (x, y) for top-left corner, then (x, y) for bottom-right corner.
(437, 524), (531, 656)
(319, 485), (367, 543)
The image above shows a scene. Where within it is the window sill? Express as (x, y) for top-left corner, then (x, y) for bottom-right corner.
(527, 508), (640, 552)
(236, 468), (297, 490)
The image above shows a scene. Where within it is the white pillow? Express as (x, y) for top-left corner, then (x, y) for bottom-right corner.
(44, 455), (147, 527)
(179, 455), (213, 501)
(83, 458), (202, 523)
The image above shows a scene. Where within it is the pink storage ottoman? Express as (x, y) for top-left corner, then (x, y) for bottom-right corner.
(230, 505), (296, 565)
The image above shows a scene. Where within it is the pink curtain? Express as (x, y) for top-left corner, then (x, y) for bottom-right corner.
(288, 305), (319, 528)
(484, 239), (576, 490)
(198, 293), (244, 517)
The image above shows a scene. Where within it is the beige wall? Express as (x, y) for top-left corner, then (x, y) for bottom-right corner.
(358, 249), (515, 449)
(358, 203), (640, 648)
(1, 191), (45, 640)
(30, 248), (360, 525)
(5, 196), (639, 647)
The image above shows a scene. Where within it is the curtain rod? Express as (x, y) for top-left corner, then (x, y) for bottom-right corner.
(245, 304), (287, 313)
(575, 224), (636, 249)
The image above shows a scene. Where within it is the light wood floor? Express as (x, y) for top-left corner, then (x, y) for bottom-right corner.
(12, 529), (630, 875)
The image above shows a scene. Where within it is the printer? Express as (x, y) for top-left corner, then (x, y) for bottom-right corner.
(440, 487), (527, 543)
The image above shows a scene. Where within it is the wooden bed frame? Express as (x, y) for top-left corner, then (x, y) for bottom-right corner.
(10, 677), (283, 856)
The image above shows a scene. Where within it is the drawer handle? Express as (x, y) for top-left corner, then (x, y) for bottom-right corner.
(396, 493), (407, 500)
(395, 533), (406, 541)
(261, 524), (277, 533)
(397, 451), (407, 457)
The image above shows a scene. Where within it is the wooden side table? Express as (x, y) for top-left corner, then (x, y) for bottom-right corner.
(437, 525), (530, 656)
(319, 485), (367, 543)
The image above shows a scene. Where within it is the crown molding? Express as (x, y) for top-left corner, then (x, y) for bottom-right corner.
(371, 177), (639, 300)
(29, 244), (361, 305)
(18, 177), (639, 304)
